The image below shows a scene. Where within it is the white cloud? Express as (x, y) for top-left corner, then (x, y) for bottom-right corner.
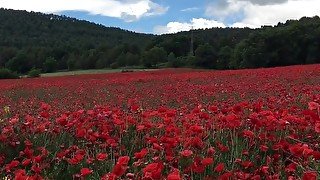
(180, 7), (199, 12)
(205, 0), (246, 21)
(238, 0), (288, 6)
(205, 0), (320, 28)
(0, 0), (168, 22)
(154, 18), (226, 34)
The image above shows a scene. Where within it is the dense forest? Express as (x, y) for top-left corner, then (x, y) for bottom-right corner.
(0, 8), (320, 76)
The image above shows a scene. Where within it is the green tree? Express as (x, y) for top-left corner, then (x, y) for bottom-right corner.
(67, 54), (77, 70)
(167, 52), (183, 68)
(43, 57), (58, 73)
(195, 43), (217, 69)
(5, 52), (30, 73)
(27, 68), (41, 78)
(142, 46), (167, 68)
(125, 52), (140, 66)
(217, 46), (233, 69)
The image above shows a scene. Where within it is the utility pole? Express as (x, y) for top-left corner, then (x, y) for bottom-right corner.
(189, 26), (194, 56)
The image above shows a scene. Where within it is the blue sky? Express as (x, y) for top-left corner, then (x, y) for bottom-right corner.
(61, 0), (207, 33)
(1, 0), (320, 34)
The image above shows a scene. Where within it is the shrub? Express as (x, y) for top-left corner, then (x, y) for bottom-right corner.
(27, 68), (41, 78)
(0, 68), (19, 79)
(43, 57), (58, 73)
(110, 62), (119, 69)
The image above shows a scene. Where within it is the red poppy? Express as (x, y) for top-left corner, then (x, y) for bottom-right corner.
(308, 102), (319, 110)
(80, 168), (93, 176)
(101, 173), (117, 180)
(112, 164), (127, 177)
(242, 130), (255, 139)
(96, 153), (108, 161)
(22, 159), (31, 166)
(180, 150), (193, 157)
(202, 157), (214, 166)
(143, 162), (164, 179)
(285, 163), (297, 173)
(14, 169), (28, 180)
(117, 156), (130, 165)
(259, 145), (268, 152)
(302, 171), (317, 180)
(214, 163), (225, 173)
(134, 148), (148, 159)
(167, 169), (181, 180)
(218, 172), (233, 180)
(5, 160), (19, 172)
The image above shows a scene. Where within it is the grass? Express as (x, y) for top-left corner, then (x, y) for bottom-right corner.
(41, 69), (156, 77)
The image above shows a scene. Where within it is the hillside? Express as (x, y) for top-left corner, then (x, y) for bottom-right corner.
(0, 8), (153, 72)
(0, 8), (319, 75)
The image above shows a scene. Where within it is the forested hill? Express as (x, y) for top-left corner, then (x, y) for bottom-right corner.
(0, 8), (320, 75)
(0, 8), (154, 72)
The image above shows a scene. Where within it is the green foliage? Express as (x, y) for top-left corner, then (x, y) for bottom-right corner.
(43, 57), (58, 73)
(0, 68), (19, 79)
(195, 44), (217, 69)
(27, 68), (41, 78)
(110, 62), (119, 69)
(67, 54), (77, 70)
(217, 46), (233, 69)
(231, 17), (320, 68)
(167, 53), (186, 68)
(5, 51), (31, 73)
(0, 8), (320, 71)
(186, 56), (196, 67)
(142, 47), (167, 68)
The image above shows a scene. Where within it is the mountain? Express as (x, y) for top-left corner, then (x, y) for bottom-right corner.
(0, 8), (319, 75)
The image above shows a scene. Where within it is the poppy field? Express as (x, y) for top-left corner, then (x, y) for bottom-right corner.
(0, 65), (319, 179)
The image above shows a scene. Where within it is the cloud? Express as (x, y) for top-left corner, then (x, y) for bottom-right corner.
(154, 18), (226, 34)
(238, 0), (288, 5)
(205, 0), (246, 21)
(206, 0), (320, 28)
(180, 7), (199, 12)
(0, 0), (168, 22)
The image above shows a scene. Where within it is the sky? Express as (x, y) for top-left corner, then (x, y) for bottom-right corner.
(0, 0), (320, 34)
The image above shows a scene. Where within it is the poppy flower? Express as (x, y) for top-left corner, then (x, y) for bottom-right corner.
(5, 160), (19, 172)
(22, 159), (31, 166)
(143, 162), (164, 179)
(302, 171), (317, 180)
(80, 168), (93, 176)
(242, 130), (254, 139)
(96, 153), (108, 161)
(134, 148), (148, 159)
(308, 102), (319, 111)
(214, 163), (225, 173)
(180, 150), (193, 157)
(112, 164), (127, 177)
(202, 157), (214, 166)
(101, 173), (117, 180)
(117, 156), (130, 165)
(167, 169), (181, 180)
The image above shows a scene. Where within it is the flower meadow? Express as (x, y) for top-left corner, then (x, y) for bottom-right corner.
(0, 65), (319, 180)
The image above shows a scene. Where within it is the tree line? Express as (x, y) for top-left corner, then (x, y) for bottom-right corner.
(0, 8), (319, 78)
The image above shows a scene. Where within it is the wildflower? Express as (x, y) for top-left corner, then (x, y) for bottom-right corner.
(308, 102), (319, 111)
(96, 153), (108, 161)
(202, 158), (214, 166)
(214, 163), (225, 173)
(80, 168), (93, 176)
(180, 150), (193, 157)
(302, 171), (317, 180)
(4, 106), (10, 114)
